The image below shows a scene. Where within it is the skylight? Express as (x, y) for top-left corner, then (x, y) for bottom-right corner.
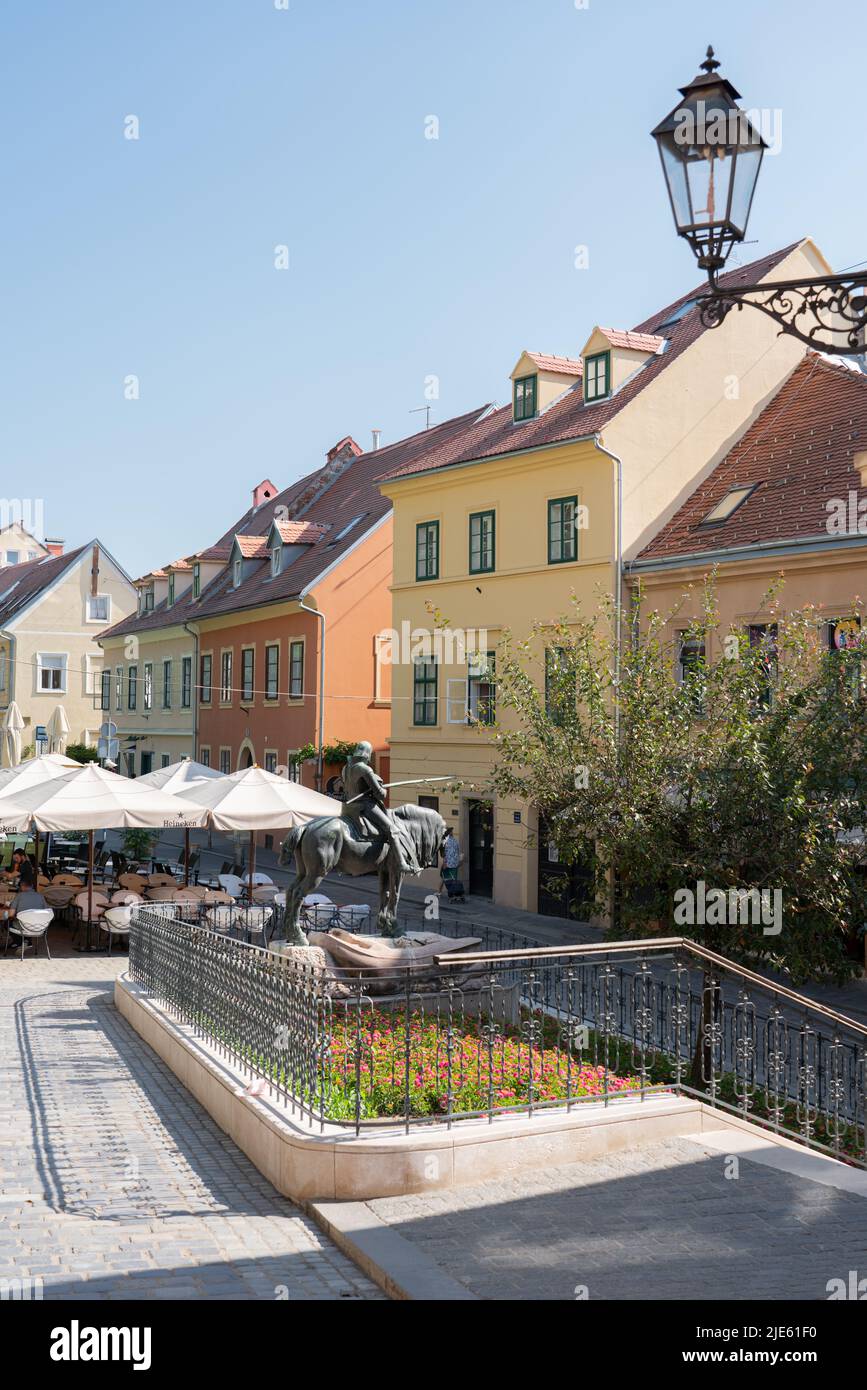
(699, 485), (758, 526)
(654, 297), (700, 334)
(334, 513), (367, 541)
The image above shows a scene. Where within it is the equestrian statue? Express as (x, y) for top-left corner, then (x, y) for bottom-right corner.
(279, 741), (448, 944)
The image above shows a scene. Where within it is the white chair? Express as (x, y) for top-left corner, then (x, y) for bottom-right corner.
(205, 905), (237, 936)
(6, 908), (54, 960)
(242, 872), (274, 886)
(335, 904), (371, 933)
(238, 904), (273, 945)
(218, 874), (244, 899)
(100, 905), (132, 954)
(301, 894), (336, 931)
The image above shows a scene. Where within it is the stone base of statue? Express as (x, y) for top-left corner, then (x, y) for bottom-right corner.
(271, 930), (518, 1025)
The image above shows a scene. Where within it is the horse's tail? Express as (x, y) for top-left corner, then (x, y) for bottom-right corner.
(282, 824), (305, 865)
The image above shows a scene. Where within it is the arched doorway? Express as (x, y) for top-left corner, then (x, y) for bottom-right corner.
(237, 739), (256, 770)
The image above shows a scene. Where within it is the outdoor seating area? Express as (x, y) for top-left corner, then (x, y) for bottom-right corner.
(0, 753), (342, 958)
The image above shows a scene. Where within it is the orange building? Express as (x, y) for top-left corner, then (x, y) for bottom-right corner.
(102, 412), (489, 806)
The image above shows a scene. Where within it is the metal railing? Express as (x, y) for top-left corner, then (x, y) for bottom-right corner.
(127, 907), (867, 1165)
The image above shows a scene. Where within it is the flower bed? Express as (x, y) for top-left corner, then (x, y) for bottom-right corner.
(323, 1007), (646, 1122)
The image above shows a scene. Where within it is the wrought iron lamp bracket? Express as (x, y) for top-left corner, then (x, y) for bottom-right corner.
(698, 271), (867, 355)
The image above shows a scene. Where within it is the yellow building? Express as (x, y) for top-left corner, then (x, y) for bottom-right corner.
(379, 239), (829, 917)
(0, 541), (136, 759)
(629, 352), (867, 676)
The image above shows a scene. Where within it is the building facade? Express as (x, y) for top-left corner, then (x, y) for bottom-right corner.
(629, 352), (867, 674)
(379, 239), (829, 916)
(0, 541), (136, 758)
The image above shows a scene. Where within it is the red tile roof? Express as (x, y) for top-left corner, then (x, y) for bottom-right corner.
(0, 546), (88, 625)
(379, 242), (804, 484)
(272, 520), (330, 544)
(597, 328), (666, 353)
(232, 535), (269, 559)
(525, 353), (584, 376)
(101, 403), (491, 639)
(635, 354), (867, 563)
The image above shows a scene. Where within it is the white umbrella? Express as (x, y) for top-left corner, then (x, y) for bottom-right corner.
(0, 762), (209, 926)
(1, 702), (25, 769)
(175, 765), (340, 901)
(174, 764), (339, 831)
(136, 757), (222, 794)
(0, 751), (81, 796)
(137, 758), (223, 884)
(47, 705), (71, 754)
(0, 750), (83, 873)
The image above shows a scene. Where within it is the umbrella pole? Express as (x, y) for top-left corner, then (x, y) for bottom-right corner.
(248, 830), (255, 903)
(33, 826), (39, 880)
(88, 830), (94, 950)
(184, 828), (190, 887)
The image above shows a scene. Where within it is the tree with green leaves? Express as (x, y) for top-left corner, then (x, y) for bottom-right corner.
(488, 578), (867, 986)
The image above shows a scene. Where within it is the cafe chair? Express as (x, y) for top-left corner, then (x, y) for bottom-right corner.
(99, 904), (133, 954)
(6, 908), (54, 960)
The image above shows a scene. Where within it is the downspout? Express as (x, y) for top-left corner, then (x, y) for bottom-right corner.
(592, 435), (624, 933)
(0, 628), (16, 748)
(183, 623), (199, 761)
(298, 596), (325, 792)
(592, 435), (624, 746)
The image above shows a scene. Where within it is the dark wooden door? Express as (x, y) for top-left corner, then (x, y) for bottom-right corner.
(467, 801), (494, 897)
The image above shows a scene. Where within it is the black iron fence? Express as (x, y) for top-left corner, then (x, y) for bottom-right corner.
(127, 906), (867, 1166)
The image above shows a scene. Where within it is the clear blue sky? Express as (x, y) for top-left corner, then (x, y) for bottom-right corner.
(3, 0), (866, 578)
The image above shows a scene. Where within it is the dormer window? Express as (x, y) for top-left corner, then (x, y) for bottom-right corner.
(583, 351), (611, 403)
(513, 375), (537, 422)
(233, 558), (242, 588)
(141, 585), (154, 613)
(192, 563), (201, 599)
(167, 573), (175, 606)
(271, 543), (282, 578)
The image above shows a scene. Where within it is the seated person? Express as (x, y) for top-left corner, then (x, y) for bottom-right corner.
(2, 847), (28, 881)
(1, 863), (48, 930)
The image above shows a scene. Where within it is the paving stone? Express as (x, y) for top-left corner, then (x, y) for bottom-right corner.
(363, 1135), (867, 1300)
(0, 955), (383, 1301)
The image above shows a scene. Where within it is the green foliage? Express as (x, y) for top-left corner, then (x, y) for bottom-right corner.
(489, 578), (867, 985)
(121, 828), (158, 861)
(291, 739), (358, 767)
(66, 743), (99, 764)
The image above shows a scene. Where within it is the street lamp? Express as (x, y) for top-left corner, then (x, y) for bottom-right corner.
(652, 47), (867, 355)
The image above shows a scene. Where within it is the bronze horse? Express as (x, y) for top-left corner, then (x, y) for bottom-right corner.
(279, 803), (447, 944)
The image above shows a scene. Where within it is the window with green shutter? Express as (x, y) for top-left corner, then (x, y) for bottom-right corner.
(416, 521), (439, 581)
(513, 374), (537, 421)
(469, 510), (495, 574)
(583, 350), (611, 402)
(413, 658), (438, 725)
(289, 641), (304, 698)
(548, 496), (578, 564)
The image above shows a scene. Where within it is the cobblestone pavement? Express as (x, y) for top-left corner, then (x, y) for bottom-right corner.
(365, 1137), (867, 1300)
(0, 956), (382, 1300)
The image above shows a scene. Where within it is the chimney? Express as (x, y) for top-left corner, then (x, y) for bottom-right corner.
(291, 437), (363, 518)
(371, 429), (382, 451)
(252, 478), (278, 509)
(91, 543), (100, 596)
(326, 436), (362, 466)
(44, 537), (64, 557)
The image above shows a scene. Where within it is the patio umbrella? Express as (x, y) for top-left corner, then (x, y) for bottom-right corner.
(47, 705), (71, 754)
(0, 762), (209, 927)
(137, 757), (222, 884)
(0, 750), (83, 872)
(1, 702), (25, 769)
(174, 765), (340, 901)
